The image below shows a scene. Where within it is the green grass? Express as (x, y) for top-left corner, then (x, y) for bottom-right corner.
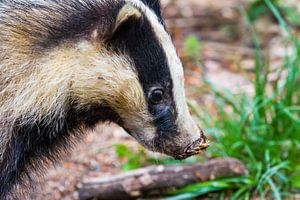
(248, 0), (300, 26)
(184, 35), (203, 63)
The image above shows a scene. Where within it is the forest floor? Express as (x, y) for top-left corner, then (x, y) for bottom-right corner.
(30, 0), (294, 199)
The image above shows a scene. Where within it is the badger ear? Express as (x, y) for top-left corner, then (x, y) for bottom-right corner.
(113, 3), (143, 32)
(89, 3), (143, 41)
(101, 3), (144, 42)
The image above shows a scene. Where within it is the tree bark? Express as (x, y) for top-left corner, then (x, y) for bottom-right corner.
(78, 158), (247, 200)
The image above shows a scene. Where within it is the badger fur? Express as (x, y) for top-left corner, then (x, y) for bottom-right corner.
(0, 0), (207, 198)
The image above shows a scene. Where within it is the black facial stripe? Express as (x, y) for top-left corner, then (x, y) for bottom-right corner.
(2, 0), (165, 50)
(39, 0), (125, 48)
(3, 0), (126, 49)
(107, 13), (178, 133)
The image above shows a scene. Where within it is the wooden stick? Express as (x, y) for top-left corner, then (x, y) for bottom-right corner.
(78, 158), (247, 200)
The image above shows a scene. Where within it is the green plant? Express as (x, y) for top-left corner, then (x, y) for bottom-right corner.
(248, 0), (300, 26)
(114, 144), (149, 171)
(282, 6), (300, 27)
(184, 35), (202, 63)
(248, 0), (280, 22)
(164, 177), (253, 200)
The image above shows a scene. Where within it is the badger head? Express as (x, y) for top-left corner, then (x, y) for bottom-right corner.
(71, 0), (209, 159)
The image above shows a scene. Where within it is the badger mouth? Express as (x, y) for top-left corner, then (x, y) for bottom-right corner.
(175, 131), (210, 160)
(126, 128), (210, 160)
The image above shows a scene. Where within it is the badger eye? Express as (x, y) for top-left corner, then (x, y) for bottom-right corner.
(149, 89), (164, 105)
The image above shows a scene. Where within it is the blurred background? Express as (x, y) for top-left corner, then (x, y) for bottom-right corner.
(31, 0), (300, 199)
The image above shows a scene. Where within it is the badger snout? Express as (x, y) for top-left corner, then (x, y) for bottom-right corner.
(149, 126), (210, 160)
(175, 133), (210, 160)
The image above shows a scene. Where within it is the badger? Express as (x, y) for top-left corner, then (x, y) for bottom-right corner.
(0, 0), (209, 198)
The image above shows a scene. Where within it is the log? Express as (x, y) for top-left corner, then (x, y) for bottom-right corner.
(78, 158), (247, 200)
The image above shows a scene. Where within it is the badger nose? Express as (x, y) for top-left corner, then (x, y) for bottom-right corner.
(175, 131), (210, 160)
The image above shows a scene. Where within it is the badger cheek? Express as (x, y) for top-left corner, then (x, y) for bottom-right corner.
(121, 115), (157, 151)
